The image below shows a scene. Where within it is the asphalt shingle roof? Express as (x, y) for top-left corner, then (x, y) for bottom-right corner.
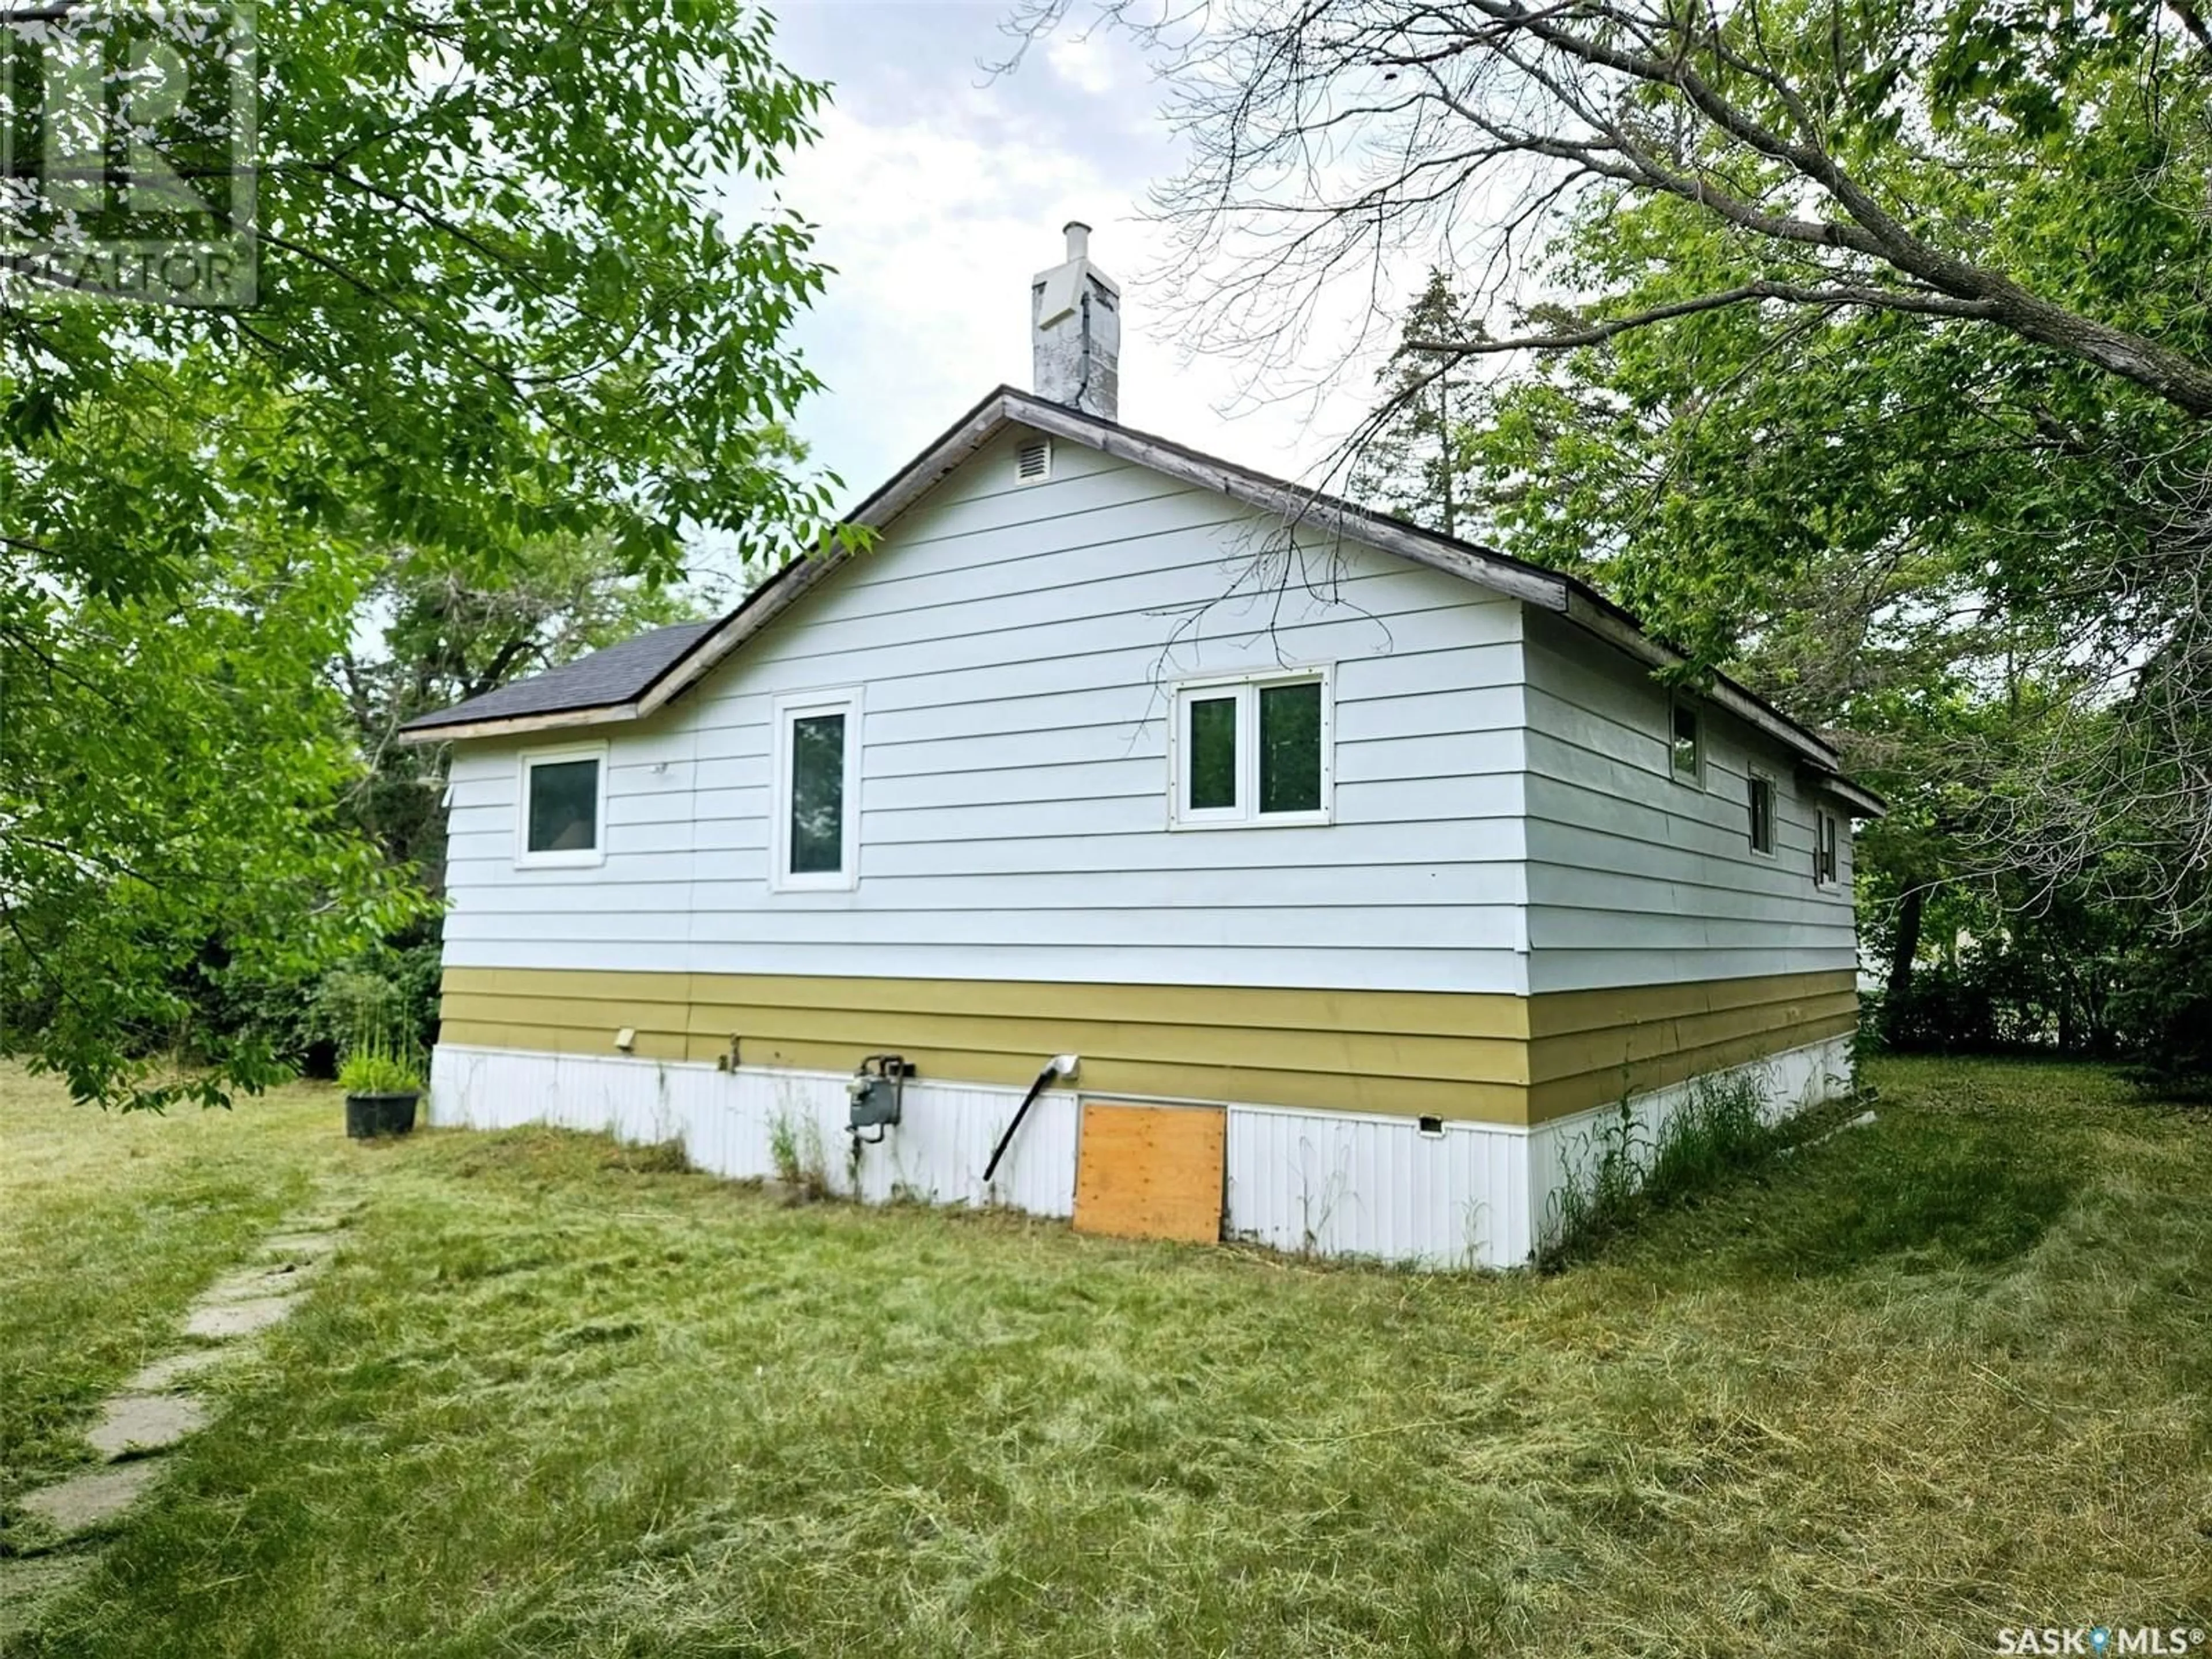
(401, 620), (715, 733)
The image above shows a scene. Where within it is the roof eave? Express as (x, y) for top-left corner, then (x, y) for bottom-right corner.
(399, 388), (1883, 815)
(1556, 589), (1881, 797)
(397, 699), (643, 746)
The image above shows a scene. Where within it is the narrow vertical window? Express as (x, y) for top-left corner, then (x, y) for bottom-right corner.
(771, 690), (862, 890)
(1172, 669), (1332, 827)
(1671, 700), (1702, 782)
(516, 745), (606, 868)
(787, 712), (846, 874)
(1186, 694), (1239, 812)
(1748, 773), (1776, 855)
(1258, 679), (1323, 815)
(1815, 810), (1840, 885)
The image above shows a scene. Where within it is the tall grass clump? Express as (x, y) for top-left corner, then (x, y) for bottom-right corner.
(1543, 1070), (1778, 1267)
(335, 991), (424, 1096)
(766, 1104), (833, 1202)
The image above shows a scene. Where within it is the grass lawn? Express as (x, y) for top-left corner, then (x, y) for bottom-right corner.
(2, 1056), (2209, 1656)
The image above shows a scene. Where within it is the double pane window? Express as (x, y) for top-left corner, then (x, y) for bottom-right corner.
(1173, 672), (1331, 827)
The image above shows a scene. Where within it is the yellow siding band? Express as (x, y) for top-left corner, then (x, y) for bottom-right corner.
(438, 966), (1857, 1128)
(445, 966), (1533, 1040)
(1527, 990), (1862, 1084)
(1527, 1009), (1860, 1121)
(1525, 970), (1859, 1039)
(438, 991), (1532, 1088)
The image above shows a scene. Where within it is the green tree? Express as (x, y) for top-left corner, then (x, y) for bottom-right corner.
(2, 5), (832, 1105)
(1350, 270), (1487, 537)
(1014, 0), (2212, 930)
(339, 535), (718, 893)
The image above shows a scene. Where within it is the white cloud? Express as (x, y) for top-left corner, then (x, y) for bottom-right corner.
(1043, 32), (1119, 96)
(724, 6), (1410, 514)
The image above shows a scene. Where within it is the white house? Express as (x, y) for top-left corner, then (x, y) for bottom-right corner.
(401, 225), (1881, 1268)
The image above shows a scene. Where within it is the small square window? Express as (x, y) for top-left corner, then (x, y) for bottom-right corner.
(772, 690), (862, 890)
(516, 746), (606, 868)
(1815, 809), (1840, 886)
(1671, 700), (1702, 783)
(1171, 669), (1332, 828)
(1748, 772), (1777, 855)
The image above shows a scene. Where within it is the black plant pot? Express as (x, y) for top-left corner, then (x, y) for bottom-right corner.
(345, 1090), (419, 1139)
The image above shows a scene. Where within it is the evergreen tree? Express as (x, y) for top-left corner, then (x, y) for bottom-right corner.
(1351, 271), (1486, 539)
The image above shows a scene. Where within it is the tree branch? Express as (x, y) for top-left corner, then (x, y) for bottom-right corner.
(1408, 279), (1997, 355)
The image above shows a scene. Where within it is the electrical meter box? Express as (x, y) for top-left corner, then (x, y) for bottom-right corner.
(847, 1055), (915, 1142)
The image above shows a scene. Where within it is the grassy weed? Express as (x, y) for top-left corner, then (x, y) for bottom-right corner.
(3, 1055), (2209, 1657)
(1544, 1068), (1789, 1265)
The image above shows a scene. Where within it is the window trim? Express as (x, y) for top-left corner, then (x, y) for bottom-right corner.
(769, 687), (863, 892)
(1747, 767), (1778, 858)
(514, 741), (609, 869)
(1166, 665), (1334, 830)
(1669, 695), (1703, 788)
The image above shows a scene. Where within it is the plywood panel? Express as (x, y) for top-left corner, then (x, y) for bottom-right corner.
(1074, 1101), (1225, 1245)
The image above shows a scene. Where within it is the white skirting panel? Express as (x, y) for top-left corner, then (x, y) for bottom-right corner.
(427, 1045), (1081, 1218)
(429, 1032), (1855, 1271)
(1222, 1107), (1532, 1271)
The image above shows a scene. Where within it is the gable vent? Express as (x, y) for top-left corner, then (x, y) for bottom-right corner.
(1016, 437), (1052, 483)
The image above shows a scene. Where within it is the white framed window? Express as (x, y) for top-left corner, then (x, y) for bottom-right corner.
(1747, 769), (1778, 857)
(1670, 696), (1703, 785)
(770, 688), (862, 891)
(1814, 808), (1841, 887)
(514, 743), (608, 869)
(1168, 667), (1333, 829)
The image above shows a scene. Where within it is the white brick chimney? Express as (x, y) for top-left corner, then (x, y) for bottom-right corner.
(1031, 221), (1119, 421)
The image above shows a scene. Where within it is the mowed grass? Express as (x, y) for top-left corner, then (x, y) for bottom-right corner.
(2, 1057), (2209, 1657)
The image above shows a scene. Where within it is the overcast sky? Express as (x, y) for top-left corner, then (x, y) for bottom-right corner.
(752, 1), (1390, 511)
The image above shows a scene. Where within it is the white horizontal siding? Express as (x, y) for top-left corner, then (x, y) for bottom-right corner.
(442, 426), (1531, 995)
(1519, 612), (1857, 993)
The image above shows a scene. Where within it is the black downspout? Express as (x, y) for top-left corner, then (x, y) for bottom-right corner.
(983, 1058), (1067, 1185)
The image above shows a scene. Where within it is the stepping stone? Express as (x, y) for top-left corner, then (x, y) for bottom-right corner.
(122, 1348), (234, 1392)
(201, 1259), (319, 1305)
(18, 1461), (163, 1536)
(183, 1294), (300, 1340)
(0, 1554), (97, 1639)
(86, 1393), (209, 1460)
